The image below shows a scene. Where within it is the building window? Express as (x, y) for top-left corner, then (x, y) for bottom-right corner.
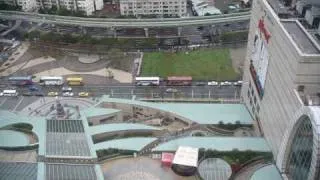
(256, 104), (260, 113)
(249, 98), (252, 105)
(252, 106), (255, 114)
(249, 81), (252, 88)
(253, 95), (257, 104)
(247, 89), (250, 98)
(251, 89), (254, 96)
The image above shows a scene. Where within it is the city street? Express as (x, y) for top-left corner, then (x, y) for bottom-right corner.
(0, 84), (241, 99)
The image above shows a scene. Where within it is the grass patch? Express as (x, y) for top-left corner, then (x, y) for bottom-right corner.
(141, 49), (239, 81)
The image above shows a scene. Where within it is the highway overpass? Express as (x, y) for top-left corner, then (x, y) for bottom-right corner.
(0, 10), (251, 28)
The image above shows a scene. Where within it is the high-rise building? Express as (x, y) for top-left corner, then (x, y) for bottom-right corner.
(119, 0), (187, 17)
(241, 0), (320, 179)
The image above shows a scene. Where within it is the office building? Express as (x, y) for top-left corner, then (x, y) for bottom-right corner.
(119, 0), (187, 17)
(241, 0), (320, 179)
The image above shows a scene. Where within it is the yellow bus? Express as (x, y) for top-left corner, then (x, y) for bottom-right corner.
(66, 77), (83, 86)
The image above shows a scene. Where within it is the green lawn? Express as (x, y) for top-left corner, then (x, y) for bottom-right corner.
(141, 49), (240, 81)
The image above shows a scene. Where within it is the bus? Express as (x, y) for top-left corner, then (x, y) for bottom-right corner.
(3, 89), (18, 96)
(135, 77), (160, 86)
(167, 76), (192, 86)
(8, 76), (33, 86)
(66, 77), (83, 86)
(39, 76), (64, 86)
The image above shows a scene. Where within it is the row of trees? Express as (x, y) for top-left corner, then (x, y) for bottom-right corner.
(38, 6), (86, 17)
(217, 120), (253, 130)
(96, 148), (135, 158)
(25, 31), (159, 49)
(0, 3), (21, 10)
(198, 149), (273, 165)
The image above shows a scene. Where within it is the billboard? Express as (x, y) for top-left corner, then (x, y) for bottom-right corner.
(250, 18), (271, 98)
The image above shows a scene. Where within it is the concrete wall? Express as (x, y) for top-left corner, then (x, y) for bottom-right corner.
(88, 112), (123, 125)
(241, 0), (303, 156)
(242, 0), (320, 178)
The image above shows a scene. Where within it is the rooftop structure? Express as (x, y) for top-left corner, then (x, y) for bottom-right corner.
(198, 158), (232, 180)
(250, 164), (282, 180)
(153, 137), (271, 152)
(172, 146), (199, 167)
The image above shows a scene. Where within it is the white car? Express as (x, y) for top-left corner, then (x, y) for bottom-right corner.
(166, 88), (178, 93)
(220, 81), (232, 86)
(62, 87), (72, 92)
(233, 81), (243, 86)
(0, 92), (3, 96)
(62, 92), (74, 97)
(208, 81), (219, 86)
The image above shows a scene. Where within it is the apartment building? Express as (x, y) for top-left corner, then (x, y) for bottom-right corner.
(119, 0), (187, 17)
(241, 0), (320, 179)
(36, 0), (103, 15)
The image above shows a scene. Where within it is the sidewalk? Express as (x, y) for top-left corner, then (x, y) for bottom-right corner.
(33, 67), (133, 83)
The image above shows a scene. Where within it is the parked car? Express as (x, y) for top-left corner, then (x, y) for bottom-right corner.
(0, 92), (3, 96)
(166, 88), (179, 93)
(48, 91), (58, 96)
(220, 81), (232, 86)
(208, 81), (219, 86)
(78, 92), (89, 97)
(233, 80), (243, 86)
(195, 82), (207, 86)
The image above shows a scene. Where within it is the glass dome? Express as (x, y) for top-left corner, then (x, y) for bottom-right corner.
(286, 116), (313, 180)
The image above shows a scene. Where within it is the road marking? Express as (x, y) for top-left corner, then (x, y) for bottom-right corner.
(12, 96), (24, 111)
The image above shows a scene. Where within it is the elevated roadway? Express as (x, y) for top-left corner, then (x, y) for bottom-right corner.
(0, 10), (251, 28)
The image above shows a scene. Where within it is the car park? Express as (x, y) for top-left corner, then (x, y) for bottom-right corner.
(48, 92), (58, 96)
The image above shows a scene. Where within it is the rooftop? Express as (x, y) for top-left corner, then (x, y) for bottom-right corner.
(152, 137), (271, 152)
(100, 96), (253, 124)
(250, 164), (282, 180)
(282, 20), (320, 54)
(94, 137), (157, 151)
(88, 123), (160, 136)
(0, 130), (30, 147)
(82, 107), (120, 118)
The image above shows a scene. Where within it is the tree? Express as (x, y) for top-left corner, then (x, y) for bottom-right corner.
(204, 12), (212, 16)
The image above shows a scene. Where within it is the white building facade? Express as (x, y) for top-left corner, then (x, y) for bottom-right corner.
(241, 0), (320, 179)
(36, 0), (103, 15)
(119, 0), (187, 17)
(0, 0), (103, 15)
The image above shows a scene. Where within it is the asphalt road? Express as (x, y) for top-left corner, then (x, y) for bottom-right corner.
(1, 84), (241, 99)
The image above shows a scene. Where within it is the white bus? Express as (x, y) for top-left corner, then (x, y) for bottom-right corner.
(135, 77), (160, 86)
(39, 76), (64, 86)
(3, 89), (18, 96)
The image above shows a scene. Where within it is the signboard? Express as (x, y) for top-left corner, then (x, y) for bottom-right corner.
(250, 18), (271, 98)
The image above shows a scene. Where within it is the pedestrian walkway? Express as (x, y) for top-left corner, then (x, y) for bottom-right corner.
(33, 67), (133, 83)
